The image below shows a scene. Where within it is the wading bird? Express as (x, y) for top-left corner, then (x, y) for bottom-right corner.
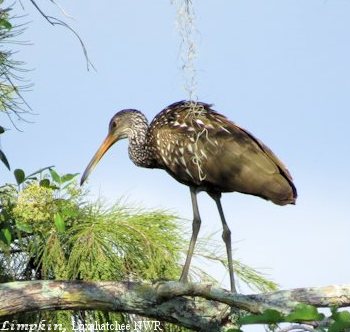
(80, 101), (297, 293)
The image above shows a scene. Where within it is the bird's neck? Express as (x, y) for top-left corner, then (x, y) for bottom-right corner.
(127, 114), (153, 168)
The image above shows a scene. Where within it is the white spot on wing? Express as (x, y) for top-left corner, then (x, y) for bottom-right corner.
(200, 150), (208, 159)
(180, 156), (187, 166)
(185, 168), (194, 179)
(205, 123), (215, 129)
(221, 126), (231, 134)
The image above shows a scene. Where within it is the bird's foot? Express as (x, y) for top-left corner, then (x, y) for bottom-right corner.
(230, 281), (237, 294)
(179, 268), (190, 284)
(179, 275), (188, 284)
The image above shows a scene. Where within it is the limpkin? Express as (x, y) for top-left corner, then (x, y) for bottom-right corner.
(81, 101), (297, 293)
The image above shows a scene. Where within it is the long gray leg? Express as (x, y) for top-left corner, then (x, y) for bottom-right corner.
(180, 187), (201, 283)
(210, 193), (237, 293)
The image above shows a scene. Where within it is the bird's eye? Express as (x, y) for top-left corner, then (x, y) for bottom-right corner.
(112, 122), (117, 128)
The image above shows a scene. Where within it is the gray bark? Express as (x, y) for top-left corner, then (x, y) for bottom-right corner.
(1, 281), (349, 331)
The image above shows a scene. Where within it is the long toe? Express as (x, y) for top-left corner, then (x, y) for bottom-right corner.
(179, 272), (189, 284)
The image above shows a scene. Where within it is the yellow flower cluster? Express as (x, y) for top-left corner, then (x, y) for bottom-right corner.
(13, 183), (55, 225)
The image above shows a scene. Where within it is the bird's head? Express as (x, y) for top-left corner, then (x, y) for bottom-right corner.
(80, 109), (143, 185)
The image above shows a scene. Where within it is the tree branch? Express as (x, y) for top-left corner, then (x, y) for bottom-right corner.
(28, 0), (95, 71)
(0, 281), (349, 331)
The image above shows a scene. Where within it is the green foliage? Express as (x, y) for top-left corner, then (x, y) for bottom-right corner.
(239, 304), (325, 326)
(0, 167), (186, 330)
(0, 18), (11, 30)
(0, 167), (183, 281)
(236, 305), (350, 332)
(54, 213), (65, 233)
(13, 183), (56, 229)
(66, 204), (182, 281)
(285, 303), (324, 322)
(14, 168), (25, 185)
(0, 226), (11, 245)
(238, 309), (284, 325)
(328, 307), (350, 332)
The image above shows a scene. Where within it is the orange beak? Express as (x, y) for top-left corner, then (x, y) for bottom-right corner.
(80, 133), (119, 185)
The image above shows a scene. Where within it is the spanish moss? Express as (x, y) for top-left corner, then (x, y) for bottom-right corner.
(172, 0), (199, 103)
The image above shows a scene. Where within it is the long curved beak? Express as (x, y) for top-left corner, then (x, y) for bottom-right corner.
(80, 134), (118, 185)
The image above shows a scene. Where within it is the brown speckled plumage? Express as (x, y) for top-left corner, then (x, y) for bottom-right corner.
(81, 100), (297, 292)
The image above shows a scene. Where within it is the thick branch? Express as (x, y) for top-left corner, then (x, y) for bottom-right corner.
(155, 282), (350, 314)
(0, 281), (349, 331)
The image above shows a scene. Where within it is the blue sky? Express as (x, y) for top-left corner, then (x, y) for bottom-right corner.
(1, 1), (350, 329)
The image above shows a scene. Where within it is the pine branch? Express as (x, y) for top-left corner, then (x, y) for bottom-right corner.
(0, 280), (349, 331)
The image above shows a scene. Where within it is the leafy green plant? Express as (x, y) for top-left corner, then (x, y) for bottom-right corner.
(238, 304), (325, 326)
(0, 167), (186, 330)
(1, 167), (180, 279)
(328, 307), (350, 332)
(233, 304), (350, 332)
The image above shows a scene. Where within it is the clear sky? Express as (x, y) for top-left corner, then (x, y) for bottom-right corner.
(2, 1), (350, 330)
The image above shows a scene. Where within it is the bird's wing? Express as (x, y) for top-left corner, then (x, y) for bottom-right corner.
(149, 103), (296, 204)
(216, 112), (294, 182)
(196, 111), (297, 203)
